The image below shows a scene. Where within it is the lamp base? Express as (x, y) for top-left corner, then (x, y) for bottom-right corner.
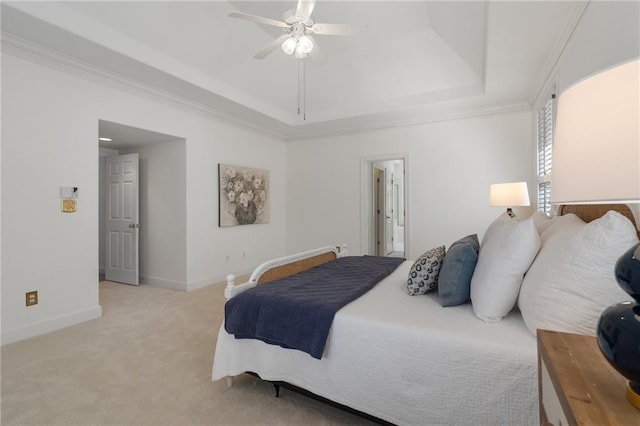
(596, 301), (640, 410)
(628, 382), (640, 410)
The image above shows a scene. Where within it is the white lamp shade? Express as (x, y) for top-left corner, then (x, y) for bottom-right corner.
(551, 59), (640, 204)
(490, 182), (530, 207)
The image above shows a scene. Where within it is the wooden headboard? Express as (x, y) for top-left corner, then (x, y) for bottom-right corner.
(559, 204), (640, 238)
(224, 246), (339, 300)
(256, 250), (337, 285)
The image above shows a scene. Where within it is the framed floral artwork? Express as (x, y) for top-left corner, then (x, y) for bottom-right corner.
(218, 163), (270, 227)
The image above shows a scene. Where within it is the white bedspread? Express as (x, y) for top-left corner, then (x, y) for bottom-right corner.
(212, 261), (538, 425)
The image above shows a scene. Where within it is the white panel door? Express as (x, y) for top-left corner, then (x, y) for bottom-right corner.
(105, 153), (139, 285)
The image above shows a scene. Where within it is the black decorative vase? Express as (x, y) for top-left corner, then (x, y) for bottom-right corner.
(596, 241), (640, 410)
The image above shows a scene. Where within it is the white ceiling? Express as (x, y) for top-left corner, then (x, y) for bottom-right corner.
(1, 1), (581, 140)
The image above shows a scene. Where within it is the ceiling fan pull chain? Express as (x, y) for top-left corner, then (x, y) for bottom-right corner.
(303, 58), (307, 121)
(297, 59), (301, 115)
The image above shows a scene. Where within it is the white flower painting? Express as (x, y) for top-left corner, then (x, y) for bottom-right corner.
(218, 163), (270, 227)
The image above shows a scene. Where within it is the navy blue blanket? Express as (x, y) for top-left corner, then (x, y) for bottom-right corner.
(224, 255), (405, 359)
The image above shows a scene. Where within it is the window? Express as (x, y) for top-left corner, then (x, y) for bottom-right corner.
(536, 94), (555, 215)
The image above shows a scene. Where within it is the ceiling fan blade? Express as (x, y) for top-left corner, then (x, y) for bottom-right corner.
(308, 36), (327, 65)
(295, 0), (316, 20)
(229, 11), (289, 28)
(254, 34), (290, 59)
(311, 23), (366, 36)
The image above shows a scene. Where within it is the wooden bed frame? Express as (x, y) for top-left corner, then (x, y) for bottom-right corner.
(224, 245), (344, 301)
(559, 203), (639, 237)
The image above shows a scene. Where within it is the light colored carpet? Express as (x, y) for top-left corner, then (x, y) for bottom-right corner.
(1, 280), (374, 425)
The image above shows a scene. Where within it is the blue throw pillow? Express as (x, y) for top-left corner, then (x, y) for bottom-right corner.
(438, 234), (479, 307)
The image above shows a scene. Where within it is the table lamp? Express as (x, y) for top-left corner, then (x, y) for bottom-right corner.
(489, 182), (530, 218)
(551, 58), (640, 409)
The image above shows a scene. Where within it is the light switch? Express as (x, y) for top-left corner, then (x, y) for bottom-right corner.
(61, 199), (77, 213)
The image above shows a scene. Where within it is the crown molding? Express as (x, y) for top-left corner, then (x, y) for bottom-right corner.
(285, 102), (531, 142)
(1, 32), (286, 140)
(2, 31), (533, 143)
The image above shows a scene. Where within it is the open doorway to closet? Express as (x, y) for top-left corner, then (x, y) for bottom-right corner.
(361, 155), (408, 259)
(98, 120), (187, 288)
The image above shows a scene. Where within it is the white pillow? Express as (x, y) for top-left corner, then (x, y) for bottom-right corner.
(518, 211), (639, 336)
(470, 215), (541, 322)
(479, 212), (510, 247)
(531, 210), (554, 234)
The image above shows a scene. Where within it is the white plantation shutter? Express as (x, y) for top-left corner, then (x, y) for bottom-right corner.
(537, 95), (555, 214)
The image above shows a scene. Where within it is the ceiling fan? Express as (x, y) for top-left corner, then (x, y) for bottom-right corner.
(229, 0), (364, 61)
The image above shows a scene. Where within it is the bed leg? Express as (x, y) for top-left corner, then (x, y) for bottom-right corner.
(225, 376), (233, 388)
(274, 383), (280, 398)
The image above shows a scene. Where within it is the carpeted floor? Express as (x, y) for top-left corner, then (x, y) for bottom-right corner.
(1, 280), (374, 425)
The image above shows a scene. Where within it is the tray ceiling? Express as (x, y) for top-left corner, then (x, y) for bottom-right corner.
(1, 1), (580, 139)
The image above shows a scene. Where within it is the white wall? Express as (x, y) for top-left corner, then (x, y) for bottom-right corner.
(1, 52), (287, 344)
(185, 121), (287, 289)
(2, 54), (102, 344)
(286, 109), (532, 260)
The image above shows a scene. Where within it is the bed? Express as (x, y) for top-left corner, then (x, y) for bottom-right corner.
(212, 204), (640, 425)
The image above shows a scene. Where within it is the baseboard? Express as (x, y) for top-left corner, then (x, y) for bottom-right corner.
(1, 305), (103, 346)
(187, 268), (254, 292)
(141, 269), (255, 293)
(143, 275), (188, 291)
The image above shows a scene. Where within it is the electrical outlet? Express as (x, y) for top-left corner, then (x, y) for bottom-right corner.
(26, 291), (38, 307)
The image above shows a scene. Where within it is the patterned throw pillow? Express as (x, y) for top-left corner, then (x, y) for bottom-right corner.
(406, 246), (446, 295)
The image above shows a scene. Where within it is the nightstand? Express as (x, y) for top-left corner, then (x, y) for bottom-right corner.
(537, 329), (640, 425)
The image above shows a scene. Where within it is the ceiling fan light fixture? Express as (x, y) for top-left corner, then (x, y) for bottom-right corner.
(294, 48), (308, 59)
(297, 35), (313, 54)
(281, 36), (297, 55)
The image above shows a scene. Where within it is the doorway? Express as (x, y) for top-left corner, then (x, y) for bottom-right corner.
(98, 120), (186, 287)
(361, 156), (407, 258)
